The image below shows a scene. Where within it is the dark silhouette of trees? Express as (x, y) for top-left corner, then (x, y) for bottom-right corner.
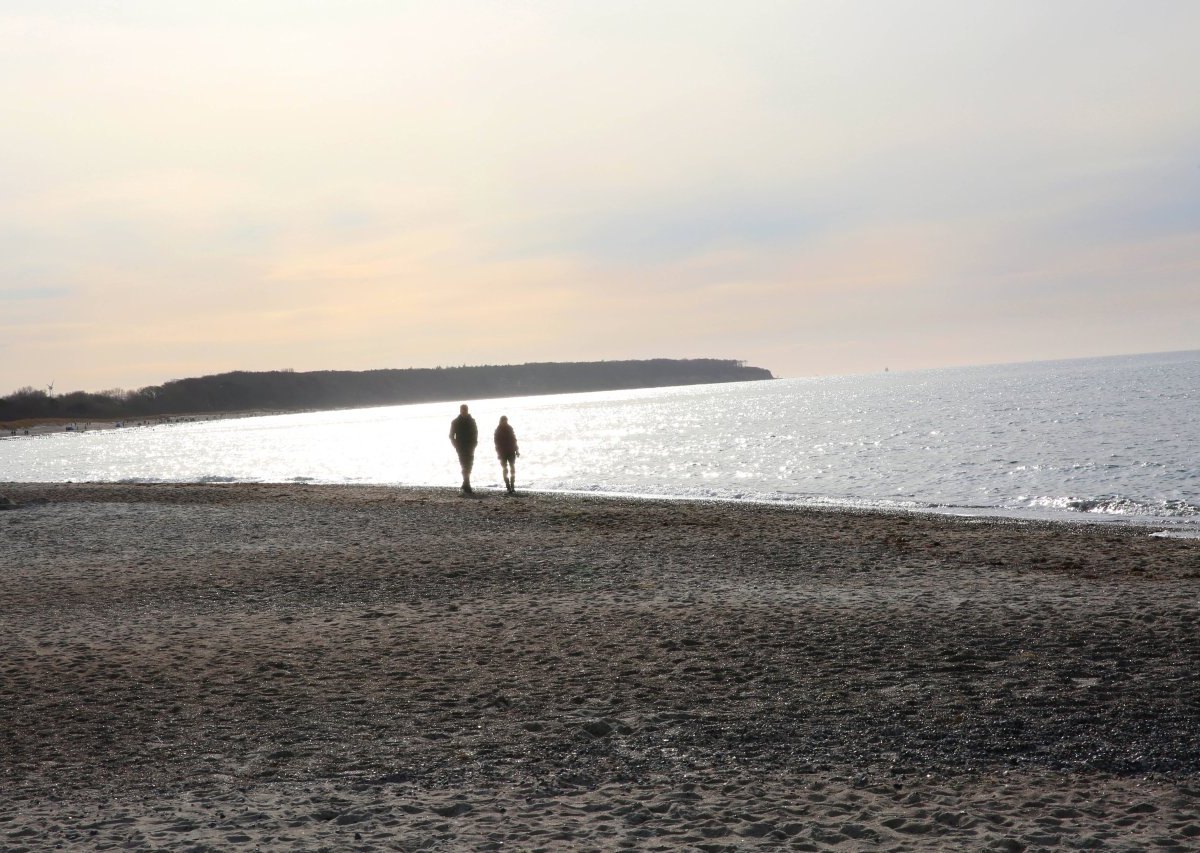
(1, 359), (773, 423)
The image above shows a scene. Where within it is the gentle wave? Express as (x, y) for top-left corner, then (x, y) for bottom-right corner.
(1018, 495), (1200, 518)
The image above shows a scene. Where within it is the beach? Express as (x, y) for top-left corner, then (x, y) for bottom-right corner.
(1, 483), (1198, 851)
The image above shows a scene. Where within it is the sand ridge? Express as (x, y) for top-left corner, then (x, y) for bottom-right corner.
(1, 483), (1198, 850)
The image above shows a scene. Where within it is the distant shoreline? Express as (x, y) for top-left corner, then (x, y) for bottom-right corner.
(1, 358), (774, 425)
(1, 410), (267, 436)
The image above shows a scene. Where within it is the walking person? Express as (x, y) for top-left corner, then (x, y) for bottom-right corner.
(494, 415), (520, 494)
(449, 404), (478, 494)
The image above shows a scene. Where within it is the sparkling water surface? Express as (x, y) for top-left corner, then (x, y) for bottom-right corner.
(3, 350), (1198, 530)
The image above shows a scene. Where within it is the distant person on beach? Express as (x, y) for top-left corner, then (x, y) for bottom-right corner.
(449, 404), (479, 494)
(494, 416), (520, 494)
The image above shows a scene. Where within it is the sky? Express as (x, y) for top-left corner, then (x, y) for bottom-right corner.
(2, 1), (1198, 395)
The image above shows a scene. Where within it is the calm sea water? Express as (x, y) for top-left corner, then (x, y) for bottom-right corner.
(3, 351), (1198, 531)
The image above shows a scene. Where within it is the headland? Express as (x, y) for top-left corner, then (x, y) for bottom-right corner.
(1, 358), (773, 429)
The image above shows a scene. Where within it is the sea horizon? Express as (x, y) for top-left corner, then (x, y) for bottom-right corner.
(3, 349), (1197, 534)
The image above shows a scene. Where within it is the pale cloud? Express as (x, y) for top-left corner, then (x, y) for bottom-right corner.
(1, 1), (1198, 394)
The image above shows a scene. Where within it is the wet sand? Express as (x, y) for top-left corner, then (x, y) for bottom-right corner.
(1, 483), (1198, 850)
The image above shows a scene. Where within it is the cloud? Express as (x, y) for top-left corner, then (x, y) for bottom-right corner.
(1, 2), (1198, 394)
(0, 286), (71, 301)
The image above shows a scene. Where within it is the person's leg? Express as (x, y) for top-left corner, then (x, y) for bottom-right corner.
(458, 449), (474, 493)
(508, 457), (516, 492)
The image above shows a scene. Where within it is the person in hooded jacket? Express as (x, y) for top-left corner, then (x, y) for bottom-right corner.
(493, 415), (520, 494)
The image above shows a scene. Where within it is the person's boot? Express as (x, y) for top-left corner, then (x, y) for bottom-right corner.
(462, 478), (472, 495)
(507, 477), (515, 494)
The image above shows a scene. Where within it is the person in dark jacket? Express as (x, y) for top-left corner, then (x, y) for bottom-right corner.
(448, 404), (478, 494)
(493, 415), (520, 494)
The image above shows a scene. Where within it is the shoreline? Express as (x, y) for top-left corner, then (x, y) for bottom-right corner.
(2, 483), (1198, 849)
(541, 485), (1200, 537)
(1, 410), (277, 438)
(4, 477), (1197, 537)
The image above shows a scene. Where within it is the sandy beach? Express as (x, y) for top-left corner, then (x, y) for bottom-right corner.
(1, 483), (1198, 851)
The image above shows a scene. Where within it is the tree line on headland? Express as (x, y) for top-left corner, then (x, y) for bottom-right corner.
(1, 359), (773, 423)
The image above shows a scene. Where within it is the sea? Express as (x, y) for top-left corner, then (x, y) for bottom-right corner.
(3, 350), (1198, 534)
